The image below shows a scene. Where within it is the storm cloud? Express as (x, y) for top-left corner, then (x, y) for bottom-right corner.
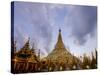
(65, 6), (97, 45)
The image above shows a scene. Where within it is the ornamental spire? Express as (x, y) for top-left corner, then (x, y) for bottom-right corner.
(21, 37), (30, 51)
(55, 29), (65, 49)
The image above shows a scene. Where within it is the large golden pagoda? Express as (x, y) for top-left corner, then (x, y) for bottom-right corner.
(45, 29), (80, 68)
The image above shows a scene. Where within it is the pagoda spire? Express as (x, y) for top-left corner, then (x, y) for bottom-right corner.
(21, 37), (30, 51)
(55, 29), (65, 49)
(31, 43), (35, 54)
(38, 49), (40, 60)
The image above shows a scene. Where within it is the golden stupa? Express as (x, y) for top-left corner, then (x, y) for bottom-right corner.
(45, 29), (80, 69)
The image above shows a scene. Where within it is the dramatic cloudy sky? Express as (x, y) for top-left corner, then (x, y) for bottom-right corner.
(13, 1), (97, 57)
